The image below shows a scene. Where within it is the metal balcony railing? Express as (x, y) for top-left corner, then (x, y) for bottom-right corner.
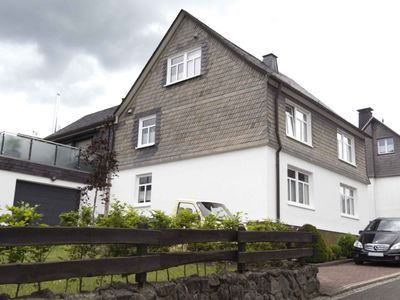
(0, 131), (89, 171)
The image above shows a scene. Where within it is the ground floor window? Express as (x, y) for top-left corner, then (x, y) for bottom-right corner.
(287, 168), (310, 206)
(138, 174), (152, 204)
(340, 184), (356, 216)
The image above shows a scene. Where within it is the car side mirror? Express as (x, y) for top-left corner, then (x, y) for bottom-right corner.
(359, 230), (363, 234)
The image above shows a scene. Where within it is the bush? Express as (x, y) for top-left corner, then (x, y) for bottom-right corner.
(300, 224), (331, 263)
(329, 244), (342, 260)
(247, 219), (292, 251)
(338, 233), (357, 258)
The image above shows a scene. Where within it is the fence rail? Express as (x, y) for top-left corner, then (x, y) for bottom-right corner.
(0, 226), (315, 286)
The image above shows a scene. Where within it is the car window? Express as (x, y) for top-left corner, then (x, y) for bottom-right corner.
(197, 202), (232, 218)
(365, 219), (400, 232)
(177, 202), (197, 214)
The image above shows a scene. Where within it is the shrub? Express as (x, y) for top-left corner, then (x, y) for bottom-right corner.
(247, 219), (292, 251)
(329, 244), (342, 260)
(300, 224), (331, 263)
(338, 233), (357, 258)
(172, 209), (200, 229)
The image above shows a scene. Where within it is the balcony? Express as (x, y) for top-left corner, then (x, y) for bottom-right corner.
(0, 132), (89, 172)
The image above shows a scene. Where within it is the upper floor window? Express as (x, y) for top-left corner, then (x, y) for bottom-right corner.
(285, 103), (312, 145)
(340, 184), (356, 217)
(287, 168), (310, 206)
(377, 138), (394, 154)
(138, 115), (156, 148)
(166, 48), (201, 85)
(138, 174), (152, 204)
(337, 131), (355, 165)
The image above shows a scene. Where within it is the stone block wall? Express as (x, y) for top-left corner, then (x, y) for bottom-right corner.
(10, 266), (319, 300)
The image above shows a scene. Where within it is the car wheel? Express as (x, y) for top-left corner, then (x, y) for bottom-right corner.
(354, 259), (364, 265)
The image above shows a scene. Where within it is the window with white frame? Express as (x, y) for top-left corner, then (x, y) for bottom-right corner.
(340, 185), (356, 217)
(337, 131), (355, 164)
(138, 174), (152, 204)
(377, 138), (394, 154)
(166, 48), (201, 85)
(138, 115), (156, 147)
(287, 168), (310, 206)
(285, 103), (312, 145)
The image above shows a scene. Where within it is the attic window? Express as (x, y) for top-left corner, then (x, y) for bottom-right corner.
(166, 48), (201, 85)
(377, 138), (394, 154)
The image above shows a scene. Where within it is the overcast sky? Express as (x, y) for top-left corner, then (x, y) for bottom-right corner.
(1, 0), (400, 137)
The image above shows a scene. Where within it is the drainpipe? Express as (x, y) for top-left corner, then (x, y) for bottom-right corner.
(274, 82), (283, 221)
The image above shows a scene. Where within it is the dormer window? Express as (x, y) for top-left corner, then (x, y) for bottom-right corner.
(166, 48), (201, 85)
(138, 115), (156, 148)
(377, 137), (394, 154)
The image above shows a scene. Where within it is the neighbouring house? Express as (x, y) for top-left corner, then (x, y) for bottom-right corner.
(46, 105), (117, 148)
(108, 10), (374, 234)
(0, 132), (90, 225)
(358, 108), (400, 217)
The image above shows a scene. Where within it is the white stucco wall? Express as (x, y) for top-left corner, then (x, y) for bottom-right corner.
(112, 146), (276, 221)
(373, 176), (400, 217)
(280, 152), (373, 234)
(0, 169), (103, 214)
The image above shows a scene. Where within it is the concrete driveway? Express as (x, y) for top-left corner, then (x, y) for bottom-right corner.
(317, 261), (400, 297)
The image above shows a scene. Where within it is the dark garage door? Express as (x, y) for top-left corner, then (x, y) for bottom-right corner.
(14, 180), (80, 225)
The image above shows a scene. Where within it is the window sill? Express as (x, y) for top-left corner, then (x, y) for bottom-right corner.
(341, 213), (359, 220)
(377, 152), (395, 156)
(164, 74), (201, 87)
(136, 143), (155, 150)
(287, 202), (315, 211)
(133, 203), (151, 208)
(286, 135), (313, 148)
(338, 158), (357, 168)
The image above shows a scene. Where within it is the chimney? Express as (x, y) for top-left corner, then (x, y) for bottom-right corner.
(262, 53), (278, 72)
(357, 107), (373, 129)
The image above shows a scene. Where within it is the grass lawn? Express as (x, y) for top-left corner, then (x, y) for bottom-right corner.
(0, 246), (234, 297)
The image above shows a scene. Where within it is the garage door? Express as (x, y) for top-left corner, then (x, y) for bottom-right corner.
(14, 180), (80, 225)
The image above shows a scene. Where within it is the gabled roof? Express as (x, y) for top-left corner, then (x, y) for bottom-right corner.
(115, 10), (365, 138)
(46, 106), (117, 142)
(363, 117), (400, 138)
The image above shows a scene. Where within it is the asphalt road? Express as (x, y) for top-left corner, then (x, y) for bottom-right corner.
(335, 277), (400, 300)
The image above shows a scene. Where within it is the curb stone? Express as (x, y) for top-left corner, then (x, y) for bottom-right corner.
(312, 259), (353, 267)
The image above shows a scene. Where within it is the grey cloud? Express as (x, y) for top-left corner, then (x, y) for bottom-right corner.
(0, 0), (228, 107)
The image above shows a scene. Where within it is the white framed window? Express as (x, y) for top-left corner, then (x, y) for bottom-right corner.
(138, 174), (152, 204)
(340, 184), (356, 217)
(138, 115), (156, 148)
(287, 168), (310, 206)
(337, 131), (356, 165)
(166, 48), (201, 85)
(285, 103), (312, 145)
(377, 138), (394, 154)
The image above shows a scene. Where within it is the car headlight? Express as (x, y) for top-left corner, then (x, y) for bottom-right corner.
(390, 243), (400, 250)
(353, 240), (363, 249)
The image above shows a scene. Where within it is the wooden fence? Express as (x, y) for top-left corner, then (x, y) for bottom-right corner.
(0, 225), (315, 287)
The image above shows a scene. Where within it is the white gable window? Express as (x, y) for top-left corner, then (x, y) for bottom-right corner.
(377, 138), (394, 154)
(337, 131), (356, 165)
(166, 48), (201, 85)
(285, 103), (312, 145)
(138, 115), (156, 148)
(138, 174), (152, 204)
(287, 168), (310, 207)
(340, 185), (356, 217)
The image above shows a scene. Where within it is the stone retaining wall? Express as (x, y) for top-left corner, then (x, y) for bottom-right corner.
(6, 265), (319, 300)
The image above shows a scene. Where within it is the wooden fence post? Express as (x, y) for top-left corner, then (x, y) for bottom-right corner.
(135, 223), (149, 287)
(237, 224), (246, 273)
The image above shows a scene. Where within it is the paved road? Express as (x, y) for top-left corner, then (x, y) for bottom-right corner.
(318, 261), (400, 296)
(335, 276), (400, 300)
